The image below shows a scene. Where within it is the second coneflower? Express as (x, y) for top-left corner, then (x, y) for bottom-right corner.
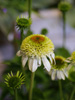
(17, 34), (55, 72)
(50, 56), (68, 80)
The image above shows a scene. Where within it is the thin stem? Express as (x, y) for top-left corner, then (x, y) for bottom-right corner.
(14, 89), (18, 100)
(58, 80), (64, 100)
(70, 87), (75, 100)
(62, 12), (66, 47)
(29, 72), (35, 100)
(28, 0), (32, 18)
(20, 28), (23, 45)
(28, 0), (32, 32)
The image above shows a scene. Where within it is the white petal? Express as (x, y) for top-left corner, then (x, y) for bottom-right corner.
(51, 70), (56, 80)
(60, 71), (65, 80)
(16, 50), (21, 56)
(63, 70), (68, 77)
(57, 71), (61, 80)
(37, 58), (41, 67)
(22, 56), (28, 67)
(51, 53), (56, 64)
(42, 56), (51, 72)
(28, 58), (38, 72)
(47, 54), (53, 64)
(51, 53), (55, 59)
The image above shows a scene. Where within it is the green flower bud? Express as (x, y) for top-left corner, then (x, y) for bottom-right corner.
(41, 28), (48, 35)
(58, 1), (71, 12)
(5, 71), (25, 89)
(16, 16), (32, 30)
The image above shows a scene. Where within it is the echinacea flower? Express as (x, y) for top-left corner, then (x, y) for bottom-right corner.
(50, 56), (68, 80)
(58, 1), (71, 12)
(5, 71), (25, 89)
(17, 34), (55, 72)
(16, 16), (32, 30)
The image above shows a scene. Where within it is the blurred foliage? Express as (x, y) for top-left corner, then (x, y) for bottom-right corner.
(55, 47), (70, 58)
(0, 0), (28, 37)
(32, 0), (60, 9)
(0, 0), (28, 12)
(0, 8), (18, 34)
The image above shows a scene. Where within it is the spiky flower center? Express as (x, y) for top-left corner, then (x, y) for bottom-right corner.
(8, 76), (21, 89)
(5, 71), (25, 89)
(17, 18), (28, 26)
(31, 35), (45, 43)
(21, 34), (54, 57)
(52, 56), (67, 69)
(16, 17), (32, 29)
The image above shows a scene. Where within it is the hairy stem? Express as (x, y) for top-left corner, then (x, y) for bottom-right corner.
(20, 28), (23, 45)
(29, 72), (35, 100)
(14, 89), (18, 100)
(58, 80), (64, 100)
(28, 0), (32, 18)
(70, 87), (75, 100)
(62, 12), (66, 47)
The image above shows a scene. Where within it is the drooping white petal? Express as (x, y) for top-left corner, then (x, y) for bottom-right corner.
(22, 56), (28, 67)
(42, 56), (51, 72)
(50, 53), (56, 64)
(51, 70), (56, 80)
(28, 58), (38, 72)
(63, 69), (68, 77)
(57, 71), (61, 80)
(47, 54), (53, 64)
(60, 71), (65, 80)
(51, 53), (55, 59)
(16, 50), (21, 56)
(37, 57), (41, 67)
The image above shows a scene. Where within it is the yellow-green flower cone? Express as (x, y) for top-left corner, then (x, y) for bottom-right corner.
(17, 34), (55, 72)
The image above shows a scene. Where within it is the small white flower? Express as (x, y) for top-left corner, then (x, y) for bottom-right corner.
(17, 34), (55, 72)
(50, 56), (68, 80)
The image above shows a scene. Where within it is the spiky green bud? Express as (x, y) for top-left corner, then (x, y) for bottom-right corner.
(5, 71), (25, 89)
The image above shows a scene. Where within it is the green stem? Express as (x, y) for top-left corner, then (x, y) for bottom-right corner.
(28, 0), (32, 18)
(14, 89), (18, 100)
(70, 87), (75, 100)
(29, 72), (35, 100)
(28, 0), (32, 31)
(58, 80), (64, 100)
(20, 28), (23, 45)
(62, 12), (66, 47)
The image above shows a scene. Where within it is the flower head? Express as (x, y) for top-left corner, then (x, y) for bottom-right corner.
(50, 56), (68, 80)
(5, 71), (25, 89)
(17, 34), (55, 72)
(58, 1), (71, 12)
(16, 16), (32, 29)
